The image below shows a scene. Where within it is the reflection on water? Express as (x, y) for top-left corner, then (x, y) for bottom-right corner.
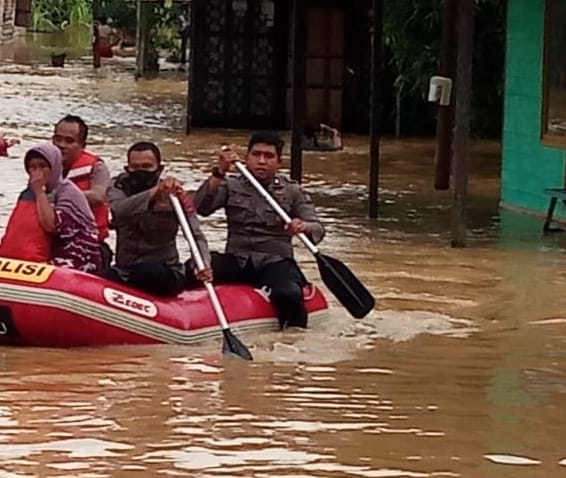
(0, 33), (566, 478)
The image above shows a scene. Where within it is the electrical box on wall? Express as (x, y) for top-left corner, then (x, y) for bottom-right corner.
(428, 76), (453, 106)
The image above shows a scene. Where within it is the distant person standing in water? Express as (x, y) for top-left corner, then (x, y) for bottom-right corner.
(96, 17), (116, 58)
(0, 134), (20, 157)
(302, 123), (343, 152)
(178, 8), (190, 65)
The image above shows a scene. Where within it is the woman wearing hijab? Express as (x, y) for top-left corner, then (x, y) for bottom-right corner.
(0, 143), (101, 273)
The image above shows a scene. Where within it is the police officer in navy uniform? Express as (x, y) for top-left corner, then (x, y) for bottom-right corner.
(189, 132), (325, 329)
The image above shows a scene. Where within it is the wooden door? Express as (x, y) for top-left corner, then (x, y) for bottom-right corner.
(287, 5), (345, 128)
(15, 0), (31, 27)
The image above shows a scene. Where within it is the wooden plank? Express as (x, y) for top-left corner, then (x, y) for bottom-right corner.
(368, 0), (384, 219)
(290, 0), (307, 182)
(92, 0), (101, 68)
(434, 0), (457, 190)
(451, 0), (474, 247)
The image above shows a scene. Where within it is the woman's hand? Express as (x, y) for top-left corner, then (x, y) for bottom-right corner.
(29, 170), (47, 195)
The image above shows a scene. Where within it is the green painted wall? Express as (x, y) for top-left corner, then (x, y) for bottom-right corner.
(502, 0), (565, 213)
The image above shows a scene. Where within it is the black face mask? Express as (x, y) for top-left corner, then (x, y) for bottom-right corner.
(124, 170), (161, 195)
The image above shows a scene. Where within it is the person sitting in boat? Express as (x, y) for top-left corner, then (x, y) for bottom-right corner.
(302, 123), (343, 152)
(101, 141), (212, 297)
(189, 132), (325, 329)
(52, 115), (112, 268)
(0, 143), (101, 272)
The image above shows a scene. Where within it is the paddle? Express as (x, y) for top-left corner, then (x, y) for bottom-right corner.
(169, 194), (253, 360)
(232, 161), (375, 319)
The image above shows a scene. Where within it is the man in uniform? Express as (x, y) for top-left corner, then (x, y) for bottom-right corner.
(52, 115), (112, 267)
(103, 141), (212, 296)
(190, 131), (325, 329)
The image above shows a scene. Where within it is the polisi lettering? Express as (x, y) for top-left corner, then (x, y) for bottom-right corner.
(0, 260), (44, 276)
(0, 259), (53, 284)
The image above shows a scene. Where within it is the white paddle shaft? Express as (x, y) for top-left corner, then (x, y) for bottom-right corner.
(170, 194), (230, 331)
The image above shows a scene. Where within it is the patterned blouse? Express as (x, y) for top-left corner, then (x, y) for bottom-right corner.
(51, 205), (101, 273)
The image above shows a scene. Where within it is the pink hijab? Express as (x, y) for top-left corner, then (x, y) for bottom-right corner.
(24, 143), (96, 225)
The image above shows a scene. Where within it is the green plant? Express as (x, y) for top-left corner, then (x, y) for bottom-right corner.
(30, 0), (91, 32)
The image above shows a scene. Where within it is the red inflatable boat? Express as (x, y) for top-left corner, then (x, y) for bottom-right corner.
(0, 257), (329, 347)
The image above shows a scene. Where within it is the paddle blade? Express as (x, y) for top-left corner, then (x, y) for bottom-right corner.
(222, 329), (253, 360)
(317, 254), (375, 319)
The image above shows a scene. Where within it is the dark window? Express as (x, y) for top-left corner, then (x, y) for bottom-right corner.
(543, 0), (566, 139)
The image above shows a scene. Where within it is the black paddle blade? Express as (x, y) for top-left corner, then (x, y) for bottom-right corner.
(317, 254), (375, 319)
(222, 329), (253, 360)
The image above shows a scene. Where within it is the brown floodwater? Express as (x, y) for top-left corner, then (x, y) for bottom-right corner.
(0, 34), (565, 478)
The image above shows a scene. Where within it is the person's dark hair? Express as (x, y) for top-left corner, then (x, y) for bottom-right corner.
(247, 132), (284, 157)
(57, 115), (88, 143)
(98, 16), (108, 25)
(127, 141), (162, 164)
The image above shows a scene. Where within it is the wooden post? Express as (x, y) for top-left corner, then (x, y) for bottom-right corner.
(290, 0), (306, 183)
(434, 0), (457, 190)
(135, 0), (150, 79)
(451, 0), (474, 247)
(92, 0), (101, 68)
(368, 0), (384, 219)
(186, 0), (197, 134)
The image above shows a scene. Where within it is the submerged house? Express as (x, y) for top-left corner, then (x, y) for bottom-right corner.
(188, 0), (373, 132)
(502, 0), (566, 216)
(0, 0), (30, 44)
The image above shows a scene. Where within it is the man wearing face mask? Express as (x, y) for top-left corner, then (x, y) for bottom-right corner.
(101, 141), (212, 297)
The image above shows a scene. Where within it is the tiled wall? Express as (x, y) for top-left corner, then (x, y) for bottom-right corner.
(501, 0), (565, 213)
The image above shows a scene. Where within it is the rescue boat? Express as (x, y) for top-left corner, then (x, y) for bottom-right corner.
(0, 257), (329, 347)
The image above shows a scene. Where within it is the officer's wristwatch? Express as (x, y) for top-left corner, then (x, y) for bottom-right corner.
(211, 166), (226, 179)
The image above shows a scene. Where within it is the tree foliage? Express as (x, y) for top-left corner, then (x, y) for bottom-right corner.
(382, 0), (506, 137)
(31, 0), (91, 32)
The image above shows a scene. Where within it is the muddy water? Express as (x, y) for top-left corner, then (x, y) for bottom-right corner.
(0, 37), (565, 478)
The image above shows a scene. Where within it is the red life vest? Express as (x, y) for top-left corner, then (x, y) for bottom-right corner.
(0, 189), (52, 263)
(0, 138), (8, 157)
(66, 150), (110, 241)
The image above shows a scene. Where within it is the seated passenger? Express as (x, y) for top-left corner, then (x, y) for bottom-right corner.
(0, 144), (101, 272)
(52, 114), (113, 269)
(101, 141), (212, 297)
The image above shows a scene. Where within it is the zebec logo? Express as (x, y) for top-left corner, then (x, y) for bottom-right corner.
(103, 288), (158, 318)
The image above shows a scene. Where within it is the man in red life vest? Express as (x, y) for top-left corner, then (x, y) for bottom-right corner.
(52, 115), (112, 267)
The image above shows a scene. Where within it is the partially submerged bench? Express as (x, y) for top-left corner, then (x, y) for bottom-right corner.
(543, 188), (566, 233)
